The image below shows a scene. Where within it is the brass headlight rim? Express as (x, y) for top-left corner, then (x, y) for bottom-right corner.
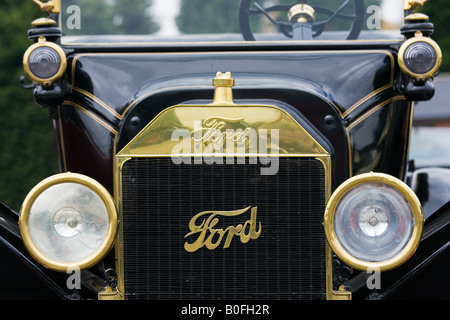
(324, 172), (423, 272)
(398, 33), (442, 81)
(19, 172), (118, 272)
(23, 37), (67, 86)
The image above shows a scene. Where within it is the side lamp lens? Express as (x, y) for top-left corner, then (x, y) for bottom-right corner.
(398, 33), (442, 80)
(27, 46), (62, 80)
(19, 173), (118, 272)
(403, 41), (437, 75)
(23, 38), (67, 86)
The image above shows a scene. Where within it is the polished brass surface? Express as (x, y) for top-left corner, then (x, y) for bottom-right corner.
(114, 73), (338, 299)
(31, 17), (57, 27)
(113, 157), (128, 300)
(404, 13), (430, 22)
(288, 4), (315, 23)
(184, 206), (262, 253)
(404, 0), (428, 11)
(325, 244), (351, 300)
(117, 105), (328, 158)
(398, 31), (442, 80)
(63, 101), (118, 135)
(32, 0), (60, 13)
(98, 286), (123, 300)
(323, 172), (424, 272)
(23, 36), (67, 87)
(211, 71), (235, 105)
(19, 172), (118, 272)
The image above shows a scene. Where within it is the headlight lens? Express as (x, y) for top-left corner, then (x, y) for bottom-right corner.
(23, 36), (67, 86)
(19, 173), (117, 272)
(398, 32), (442, 80)
(334, 182), (414, 262)
(324, 172), (423, 271)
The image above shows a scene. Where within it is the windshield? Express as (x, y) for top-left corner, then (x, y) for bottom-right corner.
(59, 0), (404, 43)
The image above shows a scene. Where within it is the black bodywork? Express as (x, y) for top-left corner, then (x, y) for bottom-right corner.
(1, 1), (450, 300)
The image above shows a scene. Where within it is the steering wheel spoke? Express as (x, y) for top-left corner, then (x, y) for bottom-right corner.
(314, 6), (360, 21)
(248, 3), (293, 15)
(239, 0), (365, 41)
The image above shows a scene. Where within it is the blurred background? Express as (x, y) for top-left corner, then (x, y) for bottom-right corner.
(0, 0), (448, 212)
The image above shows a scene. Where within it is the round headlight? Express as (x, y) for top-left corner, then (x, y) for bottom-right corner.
(19, 173), (117, 272)
(398, 32), (442, 80)
(23, 36), (67, 86)
(324, 172), (423, 271)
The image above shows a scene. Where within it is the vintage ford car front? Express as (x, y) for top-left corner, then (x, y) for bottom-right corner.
(1, 0), (449, 300)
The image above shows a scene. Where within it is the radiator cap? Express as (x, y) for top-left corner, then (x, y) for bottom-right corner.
(211, 71), (235, 105)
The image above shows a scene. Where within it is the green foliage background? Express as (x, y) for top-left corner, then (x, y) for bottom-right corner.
(62, 0), (159, 35)
(0, 0), (448, 212)
(0, 1), (58, 212)
(421, 0), (450, 71)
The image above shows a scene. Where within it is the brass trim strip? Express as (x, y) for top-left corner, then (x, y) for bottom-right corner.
(72, 87), (123, 121)
(325, 244), (352, 300)
(342, 51), (395, 119)
(342, 84), (393, 119)
(119, 153), (327, 159)
(113, 156), (130, 300)
(70, 55), (123, 121)
(116, 104), (328, 157)
(317, 156), (351, 300)
(347, 96), (406, 131)
(345, 96), (407, 176)
(56, 106), (67, 172)
(71, 50), (396, 122)
(63, 100), (119, 135)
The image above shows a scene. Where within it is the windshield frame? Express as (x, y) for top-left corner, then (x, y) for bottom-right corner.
(52, 0), (406, 47)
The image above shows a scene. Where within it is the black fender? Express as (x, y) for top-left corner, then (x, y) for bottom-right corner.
(0, 201), (20, 240)
(349, 200), (450, 299)
(0, 201), (68, 299)
(380, 200), (450, 299)
(410, 167), (450, 220)
(0, 201), (112, 299)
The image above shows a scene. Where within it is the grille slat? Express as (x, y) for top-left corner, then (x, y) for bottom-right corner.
(121, 157), (326, 299)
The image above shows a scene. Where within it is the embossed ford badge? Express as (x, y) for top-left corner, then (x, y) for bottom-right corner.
(184, 206), (261, 253)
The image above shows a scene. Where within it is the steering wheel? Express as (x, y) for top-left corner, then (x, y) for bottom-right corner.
(239, 0), (366, 41)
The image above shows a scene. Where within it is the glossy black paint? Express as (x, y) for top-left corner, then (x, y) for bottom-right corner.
(411, 167), (450, 219)
(0, 201), (68, 299)
(351, 201), (450, 300)
(56, 41), (450, 299)
(2, 28), (448, 300)
(57, 46), (405, 194)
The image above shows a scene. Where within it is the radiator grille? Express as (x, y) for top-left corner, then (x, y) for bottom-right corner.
(121, 157), (326, 299)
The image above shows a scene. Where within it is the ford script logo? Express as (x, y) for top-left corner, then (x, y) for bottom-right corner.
(184, 206), (261, 253)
